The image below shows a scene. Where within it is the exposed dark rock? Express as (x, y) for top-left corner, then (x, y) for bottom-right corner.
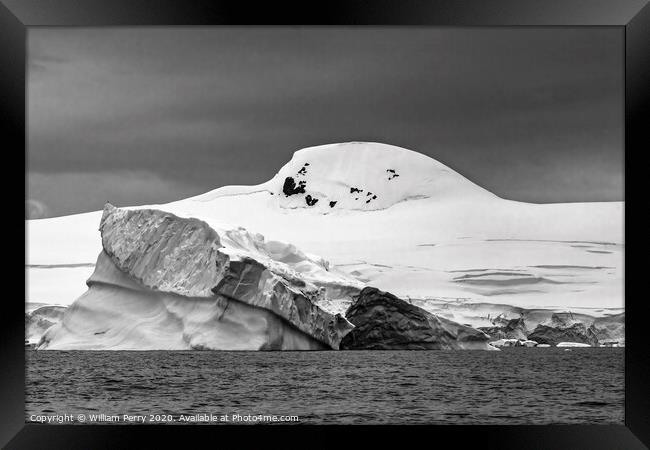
(329, 201), (337, 208)
(478, 317), (528, 341)
(305, 195), (319, 206)
(386, 169), (399, 180)
(350, 187), (363, 194)
(282, 177), (306, 196)
(593, 313), (625, 344)
(365, 193), (377, 204)
(527, 313), (599, 346)
(340, 287), (493, 350)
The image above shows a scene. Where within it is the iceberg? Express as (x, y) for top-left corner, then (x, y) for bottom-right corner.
(556, 342), (592, 348)
(40, 204), (358, 350)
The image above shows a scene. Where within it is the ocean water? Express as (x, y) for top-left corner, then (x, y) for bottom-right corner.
(25, 348), (624, 425)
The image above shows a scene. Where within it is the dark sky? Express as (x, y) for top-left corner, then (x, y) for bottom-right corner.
(27, 27), (623, 219)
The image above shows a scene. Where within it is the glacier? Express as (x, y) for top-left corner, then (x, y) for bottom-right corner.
(27, 142), (624, 349)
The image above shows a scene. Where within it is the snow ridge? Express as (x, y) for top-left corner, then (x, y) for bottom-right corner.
(193, 142), (496, 211)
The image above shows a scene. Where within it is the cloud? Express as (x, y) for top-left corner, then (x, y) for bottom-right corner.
(26, 199), (50, 219)
(27, 28), (623, 211)
(27, 170), (205, 218)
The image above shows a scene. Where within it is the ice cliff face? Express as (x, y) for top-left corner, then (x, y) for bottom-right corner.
(99, 204), (223, 297)
(40, 204), (357, 350)
(25, 306), (66, 345)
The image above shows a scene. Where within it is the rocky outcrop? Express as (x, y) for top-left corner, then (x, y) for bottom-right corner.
(527, 313), (599, 347)
(340, 287), (494, 350)
(42, 204), (356, 350)
(479, 316), (528, 341)
(593, 313), (625, 345)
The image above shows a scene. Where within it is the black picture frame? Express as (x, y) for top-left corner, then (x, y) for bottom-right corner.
(3, 0), (649, 448)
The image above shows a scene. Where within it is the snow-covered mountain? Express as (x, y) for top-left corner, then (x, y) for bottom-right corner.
(27, 142), (624, 333)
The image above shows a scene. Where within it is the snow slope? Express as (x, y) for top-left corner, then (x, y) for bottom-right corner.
(27, 142), (624, 329)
